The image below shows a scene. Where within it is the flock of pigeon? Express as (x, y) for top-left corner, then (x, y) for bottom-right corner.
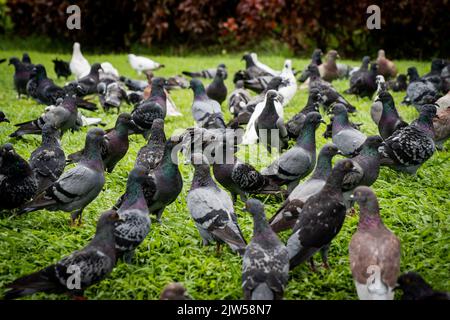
(0, 43), (449, 300)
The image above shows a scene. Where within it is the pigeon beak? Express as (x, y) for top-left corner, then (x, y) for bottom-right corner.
(349, 194), (355, 200)
(336, 150), (344, 156)
(319, 119), (326, 124)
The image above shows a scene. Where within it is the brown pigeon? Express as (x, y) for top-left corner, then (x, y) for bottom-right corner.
(318, 50), (340, 82)
(376, 50), (397, 79)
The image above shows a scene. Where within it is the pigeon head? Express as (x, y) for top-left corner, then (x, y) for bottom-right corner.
(216, 68), (226, 79)
(283, 59), (292, 71)
(0, 143), (32, 176)
(312, 143), (341, 179)
(326, 50), (340, 61)
(115, 113), (136, 134)
(246, 198), (271, 233)
(419, 104), (437, 118)
(370, 62), (378, 73)
(312, 48), (323, 60)
(407, 67), (420, 81)
(95, 210), (122, 237)
(330, 103), (348, 116)
(190, 153), (214, 188)
(218, 63), (226, 69)
(160, 283), (191, 300)
(126, 166), (148, 189)
(430, 59), (447, 73)
(8, 57), (20, 66)
(265, 90), (279, 102)
(31, 64), (47, 80)
(83, 128), (107, 163)
(304, 111), (325, 127)
(266, 76), (284, 90)
(320, 143), (341, 158)
(378, 49), (386, 58)
(306, 64), (320, 77)
(397, 74), (407, 83)
(376, 90), (393, 104)
(235, 80), (244, 89)
(189, 78), (206, 96)
(351, 186), (382, 229)
(359, 135), (383, 154)
(22, 53), (31, 63)
(90, 63), (103, 73)
(396, 272), (435, 298)
(362, 56), (371, 65)
(308, 88), (322, 103)
(376, 75), (385, 85)
(326, 159), (357, 188)
(41, 123), (61, 145)
(245, 198), (265, 217)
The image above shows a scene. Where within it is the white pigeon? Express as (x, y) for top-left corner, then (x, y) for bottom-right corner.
(128, 54), (164, 74)
(70, 42), (91, 80)
(100, 62), (119, 77)
(242, 90), (284, 145)
(278, 59), (298, 106)
(166, 91), (182, 117)
(250, 52), (279, 76)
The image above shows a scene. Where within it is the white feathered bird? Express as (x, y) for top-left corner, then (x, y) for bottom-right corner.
(278, 59), (297, 106)
(250, 53), (279, 76)
(128, 54), (164, 74)
(70, 42), (91, 80)
(100, 62), (119, 78)
(242, 90), (284, 145)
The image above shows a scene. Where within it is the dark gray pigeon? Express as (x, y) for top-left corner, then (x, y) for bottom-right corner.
(441, 65), (450, 93)
(255, 90), (288, 153)
(330, 104), (367, 155)
(114, 167), (151, 263)
(345, 56), (370, 91)
(379, 104), (437, 174)
(298, 49), (323, 82)
(387, 74), (408, 92)
(3, 209), (119, 299)
(287, 159), (357, 271)
(269, 143), (341, 233)
(65, 63), (102, 97)
(376, 91), (408, 139)
(349, 186), (400, 300)
(396, 272), (450, 300)
(18, 128), (107, 225)
(0, 144), (37, 211)
(27, 64), (66, 105)
(135, 118), (166, 170)
(97, 80), (129, 114)
(115, 136), (183, 222)
(263, 112), (323, 192)
(228, 81), (251, 117)
(206, 67), (228, 105)
(307, 64), (356, 113)
(403, 67), (440, 110)
(29, 123), (66, 195)
(10, 95), (80, 138)
(8, 57), (33, 98)
(242, 199), (289, 300)
(52, 58), (72, 79)
(190, 78), (225, 129)
(0, 111), (9, 124)
(243, 75), (274, 94)
(187, 154), (247, 255)
(131, 77), (167, 138)
(421, 59), (447, 91)
(68, 113), (135, 173)
(242, 53), (273, 79)
(182, 63), (227, 79)
(345, 62), (378, 99)
(160, 283), (192, 300)
(286, 88), (321, 139)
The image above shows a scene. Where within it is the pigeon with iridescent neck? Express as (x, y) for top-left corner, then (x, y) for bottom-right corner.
(376, 91), (408, 139)
(269, 143), (341, 233)
(135, 118), (166, 170)
(242, 199), (289, 300)
(187, 154), (247, 255)
(262, 112), (323, 192)
(29, 123), (66, 194)
(379, 104), (436, 174)
(0, 144), (37, 211)
(190, 78), (225, 129)
(330, 104), (367, 155)
(114, 167), (151, 263)
(18, 128), (107, 225)
(287, 160), (357, 271)
(349, 186), (400, 300)
(206, 67), (228, 105)
(8, 57), (33, 98)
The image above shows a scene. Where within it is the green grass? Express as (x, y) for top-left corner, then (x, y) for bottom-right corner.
(0, 49), (449, 300)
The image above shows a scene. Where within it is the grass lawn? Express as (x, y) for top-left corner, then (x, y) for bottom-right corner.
(0, 50), (449, 300)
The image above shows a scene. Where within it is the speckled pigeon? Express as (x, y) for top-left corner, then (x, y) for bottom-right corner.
(187, 154), (247, 255)
(387, 74), (408, 92)
(269, 143), (341, 233)
(29, 123), (66, 194)
(308, 64), (356, 113)
(396, 272), (450, 300)
(376, 91), (408, 139)
(242, 199), (289, 300)
(379, 104), (436, 174)
(10, 95), (80, 138)
(286, 88), (321, 139)
(3, 209), (119, 299)
(349, 186), (400, 300)
(18, 128), (107, 225)
(113, 167), (151, 263)
(0, 144), (37, 211)
(68, 113), (135, 173)
(403, 67), (440, 110)
(330, 104), (367, 155)
(8, 57), (33, 98)
(287, 159), (357, 271)
(131, 77), (167, 137)
(262, 112), (323, 192)
(206, 67), (228, 105)
(135, 118), (166, 170)
(228, 81), (251, 118)
(190, 78), (225, 129)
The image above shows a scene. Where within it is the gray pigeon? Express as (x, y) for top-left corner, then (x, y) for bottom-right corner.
(243, 75), (274, 94)
(262, 112), (324, 192)
(190, 78), (225, 129)
(182, 63), (227, 79)
(396, 272), (450, 300)
(228, 81), (251, 117)
(269, 143), (341, 233)
(66, 63), (102, 97)
(287, 159), (357, 271)
(255, 90), (289, 153)
(187, 154), (247, 255)
(10, 95), (80, 138)
(206, 67), (228, 105)
(97, 80), (129, 114)
(330, 104), (367, 155)
(403, 67), (440, 110)
(376, 91), (408, 139)
(0, 144), (37, 211)
(29, 123), (66, 194)
(349, 186), (400, 300)
(135, 118), (166, 170)
(242, 199), (289, 300)
(379, 104), (437, 174)
(286, 88), (321, 140)
(8, 57), (33, 98)
(114, 167), (151, 263)
(3, 210), (119, 299)
(347, 56), (370, 90)
(19, 128), (107, 225)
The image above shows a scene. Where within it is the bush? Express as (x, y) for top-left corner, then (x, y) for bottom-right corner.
(6, 0), (450, 58)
